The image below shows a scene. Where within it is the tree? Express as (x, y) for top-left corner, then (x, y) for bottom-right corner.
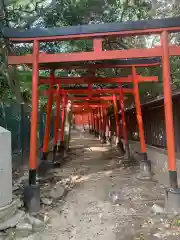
(1, 0), (180, 105)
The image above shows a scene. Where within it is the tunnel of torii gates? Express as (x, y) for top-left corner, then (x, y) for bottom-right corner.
(4, 16), (180, 213)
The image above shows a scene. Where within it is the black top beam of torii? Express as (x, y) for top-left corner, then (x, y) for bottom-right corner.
(3, 16), (180, 39)
(39, 57), (161, 69)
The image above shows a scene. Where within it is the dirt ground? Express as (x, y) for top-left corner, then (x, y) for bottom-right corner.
(12, 129), (180, 239)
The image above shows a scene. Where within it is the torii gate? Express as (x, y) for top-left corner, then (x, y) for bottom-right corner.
(40, 73), (158, 162)
(5, 16), (180, 213)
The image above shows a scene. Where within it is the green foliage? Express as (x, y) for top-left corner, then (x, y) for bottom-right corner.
(1, 0), (180, 105)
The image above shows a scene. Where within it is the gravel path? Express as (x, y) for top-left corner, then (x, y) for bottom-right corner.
(26, 130), (180, 240)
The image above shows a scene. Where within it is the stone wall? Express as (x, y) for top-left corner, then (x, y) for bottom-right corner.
(129, 141), (180, 187)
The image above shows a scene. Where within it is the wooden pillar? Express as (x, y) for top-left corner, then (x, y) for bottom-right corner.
(102, 106), (107, 143)
(53, 84), (61, 162)
(95, 112), (98, 136)
(100, 105), (104, 136)
(90, 111), (93, 132)
(92, 111), (96, 135)
(60, 94), (67, 149)
(161, 31), (178, 189)
(29, 40), (39, 185)
(104, 108), (109, 141)
(132, 66), (152, 178)
(88, 112), (92, 133)
(132, 66), (147, 159)
(98, 107), (102, 138)
(24, 40), (41, 214)
(78, 114), (80, 129)
(113, 94), (124, 155)
(97, 109), (101, 137)
(119, 87), (130, 159)
(113, 94), (120, 143)
(42, 71), (54, 160)
(64, 98), (73, 151)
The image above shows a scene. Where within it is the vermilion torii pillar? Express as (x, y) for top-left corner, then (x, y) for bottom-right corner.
(95, 111), (99, 137)
(93, 111), (97, 135)
(98, 107), (102, 139)
(41, 71), (54, 160)
(113, 94), (124, 155)
(59, 94), (67, 154)
(90, 111), (93, 133)
(53, 83), (61, 164)
(88, 112), (91, 132)
(101, 105), (106, 143)
(91, 111), (94, 133)
(24, 40), (40, 213)
(132, 66), (151, 178)
(96, 110), (100, 137)
(104, 108), (110, 143)
(119, 87), (131, 160)
(161, 31), (178, 191)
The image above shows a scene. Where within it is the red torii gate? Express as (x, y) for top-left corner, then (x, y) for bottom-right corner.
(40, 86), (134, 160)
(40, 74), (157, 155)
(40, 72), (158, 156)
(72, 102), (110, 141)
(39, 75), (158, 85)
(5, 16), (180, 213)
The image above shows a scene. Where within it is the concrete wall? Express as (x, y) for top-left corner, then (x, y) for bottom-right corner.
(0, 127), (12, 208)
(129, 141), (180, 187)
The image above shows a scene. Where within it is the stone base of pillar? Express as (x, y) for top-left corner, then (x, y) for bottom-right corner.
(52, 145), (61, 167)
(38, 160), (56, 176)
(101, 135), (106, 144)
(23, 184), (40, 214)
(116, 138), (125, 157)
(139, 160), (151, 177)
(123, 144), (131, 160)
(135, 152), (152, 180)
(41, 152), (48, 161)
(165, 187), (180, 213)
(106, 136), (111, 145)
(57, 141), (65, 153)
(169, 171), (178, 189)
(57, 141), (66, 163)
(95, 131), (99, 138)
(52, 145), (57, 162)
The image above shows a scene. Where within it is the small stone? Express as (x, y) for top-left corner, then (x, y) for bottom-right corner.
(151, 204), (165, 215)
(50, 184), (65, 200)
(165, 223), (170, 228)
(160, 218), (164, 223)
(35, 212), (50, 224)
(108, 191), (121, 204)
(26, 214), (45, 230)
(153, 233), (162, 239)
(0, 230), (7, 239)
(16, 222), (32, 232)
(5, 228), (16, 239)
(0, 210), (25, 230)
(14, 198), (23, 208)
(13, 185), (20, 191)
(16, 221), (33, 238)
(41, 198), (53, 205)
(43, 213), (50, 224)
